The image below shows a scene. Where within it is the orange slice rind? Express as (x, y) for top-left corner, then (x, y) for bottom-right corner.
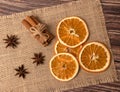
(79, 42), (110, 73)
(55, 41), (82, 59)
(50, 53), (79, 81)
(57, 16), (89, 48)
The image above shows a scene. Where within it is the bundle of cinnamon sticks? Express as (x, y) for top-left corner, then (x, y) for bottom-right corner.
(22, 16), (54, 47)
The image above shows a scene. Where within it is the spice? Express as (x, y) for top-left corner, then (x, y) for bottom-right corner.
(15, 64), (29, 79)
(32, 52), (45, 66)
(22, 16), (54, 47)
(3, 34), (19, 48)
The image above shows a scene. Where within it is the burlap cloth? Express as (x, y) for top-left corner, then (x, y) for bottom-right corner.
(0, 0), (118, 92)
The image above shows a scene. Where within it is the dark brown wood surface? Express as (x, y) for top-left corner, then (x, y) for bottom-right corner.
(0, 0), (120, 92)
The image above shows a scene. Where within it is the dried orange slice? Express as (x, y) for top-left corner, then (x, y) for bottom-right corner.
(79, 42), (111, 73)
(50, 53), (79, 81)
(57, 16), (89, 48)
(55, 41), (82, 59)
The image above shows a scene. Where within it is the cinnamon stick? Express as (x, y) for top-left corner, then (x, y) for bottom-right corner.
(22, 19), (31, 30)
(22, 15), (54, 46)
(30, 16), (39, 24)
(25, 16), (37, 26)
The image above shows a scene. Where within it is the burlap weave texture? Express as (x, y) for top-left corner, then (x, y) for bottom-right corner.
(0, 0), (118, 92)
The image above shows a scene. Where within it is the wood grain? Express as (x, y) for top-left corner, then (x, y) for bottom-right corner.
(0, 0), (120, 92)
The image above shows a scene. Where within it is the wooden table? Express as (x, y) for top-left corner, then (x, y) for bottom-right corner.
(0, 0), (120, 91)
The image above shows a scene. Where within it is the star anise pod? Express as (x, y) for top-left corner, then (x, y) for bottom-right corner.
(15, 64), (29, 79)
(32, 52), (45, 66)
(3, 34), (19, 48)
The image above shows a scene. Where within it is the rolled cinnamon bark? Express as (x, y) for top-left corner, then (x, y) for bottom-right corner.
(22, 15), (54, 46)
(30, 16), (39, 24)
(22, 19), (31, 30)
(25, 16), (37, 26)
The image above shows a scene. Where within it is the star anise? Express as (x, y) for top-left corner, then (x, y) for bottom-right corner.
(15, 64), (29, 79)
(3, 34), (19, 48)
(32, 52), (45, 66)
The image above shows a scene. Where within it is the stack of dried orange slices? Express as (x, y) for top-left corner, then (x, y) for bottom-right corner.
(49, 17), (111, 81)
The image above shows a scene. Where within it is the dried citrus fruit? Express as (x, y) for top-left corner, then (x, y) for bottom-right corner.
(55, 41), (82, 59)
(79, 42), (110, 73)
(57, 16), (89, 48)
(50, 53), (79, 81)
